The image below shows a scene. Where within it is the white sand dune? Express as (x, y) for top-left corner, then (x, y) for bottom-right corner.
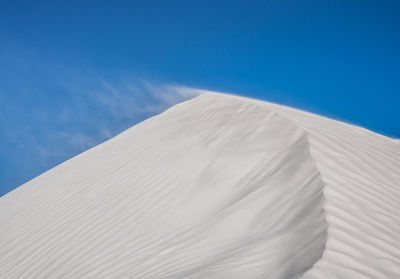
(0, 92), (399, 279)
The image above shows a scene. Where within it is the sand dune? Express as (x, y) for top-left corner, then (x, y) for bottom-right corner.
(0, 92), (399, 278)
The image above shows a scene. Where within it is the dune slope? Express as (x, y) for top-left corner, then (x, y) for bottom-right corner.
(0, 92), (399, 278)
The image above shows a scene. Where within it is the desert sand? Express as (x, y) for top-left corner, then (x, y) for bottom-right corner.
(0, 92), (399, 278)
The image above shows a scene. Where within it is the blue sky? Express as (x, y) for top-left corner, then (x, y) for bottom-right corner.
(0, 0), (399, 196)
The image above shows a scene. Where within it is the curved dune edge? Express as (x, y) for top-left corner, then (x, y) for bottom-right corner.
(0, 91), (399, 278)
(203, 92), (400, 279)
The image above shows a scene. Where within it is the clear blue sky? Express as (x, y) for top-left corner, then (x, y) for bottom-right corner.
(0, 0), (399, 196)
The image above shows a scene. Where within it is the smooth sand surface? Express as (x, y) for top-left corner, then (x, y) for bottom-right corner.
(0, 92), (399, 278)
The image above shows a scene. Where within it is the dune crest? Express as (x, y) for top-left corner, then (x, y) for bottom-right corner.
(0, 92), (399, 278)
